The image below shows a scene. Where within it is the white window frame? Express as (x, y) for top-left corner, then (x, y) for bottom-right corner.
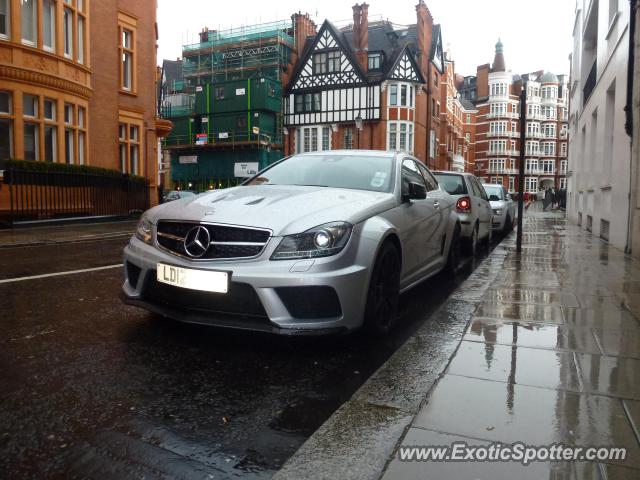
(387, 120), (414, 153)
(43, 0), (56, 52)
(388, 82), (416, 109)
(297, 125), (331, 153)
(21, 0), (37, 46)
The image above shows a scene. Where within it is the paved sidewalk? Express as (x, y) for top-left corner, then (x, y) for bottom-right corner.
(0, 219), (138, 248)
(382, 204), (640, 479)
(276, 203), (640, 480)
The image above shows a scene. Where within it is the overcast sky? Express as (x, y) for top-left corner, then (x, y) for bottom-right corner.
(157, 0), (575, 77)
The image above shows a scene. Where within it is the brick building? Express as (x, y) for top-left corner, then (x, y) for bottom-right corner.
(471, 40), (568, 193)
(437, 54), (477, 172)
(283, 1), (446, 169)
(0, 0), (170, 202)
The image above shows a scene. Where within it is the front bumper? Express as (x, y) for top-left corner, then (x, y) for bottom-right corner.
(121, 232), (372, 335)
(491, 211), (507, 230)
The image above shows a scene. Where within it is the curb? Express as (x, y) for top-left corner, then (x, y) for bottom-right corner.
(273, 239), (511, 480)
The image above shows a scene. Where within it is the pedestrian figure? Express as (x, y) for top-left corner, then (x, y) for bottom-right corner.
(543, 188), (552, 211)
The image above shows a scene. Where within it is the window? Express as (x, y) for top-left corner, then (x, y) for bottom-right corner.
(416, 161), (439, 191)
(313, 52), (327, 74)
(490, 83), (508, 96)
(401, 159), (426, 196)
(215, 87), (225, 100)
(44, 98), (57, 162)
(23, 95), (38, 118)
(297, 126), (331, 153)
(0, 0), (9, 39)
(401, 85), (407, 106)
(390, 85), (398, 106)
(121, 29), (134, 91)
(560, 143), (567, 156)
(78, 106), (86, 164)
(525, 141), (539, 156)
(21, 0), (37, 45)
(542, 124), (556, 138)
(343, 128), (354, 149)
(466, 114), (471, 123)
(388, 121), (414, 153)
(64, 7), (73, 57)
(24, 123), (38, 160)
(389, 123), (397, 150)
(0, 91), (12, 158)
(560, 178), (567, 190)
(509, 176), (515, 192)
(327, 51), (340, 73)
(542, 141), (556, 156)
(119, 118), (143, 173)
(526, 158), (539, 173)
(489, 140), (507, 154)
(43, 0), (56, 51)
(295, 93), (321, 113)
(525, 177), (538, 193)
(77, 16), (85, 63)
(368, 53), (381, 70)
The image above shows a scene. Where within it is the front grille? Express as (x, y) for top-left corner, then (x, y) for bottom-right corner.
(276, 286), (342, 319)
(156, 221), (270, 260)
(142, 271), (268, 318)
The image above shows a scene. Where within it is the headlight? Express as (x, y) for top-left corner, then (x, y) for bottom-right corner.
(135, 214), (153, 244)
(492, 209), (502, 215)
(271, 222), (353, 260)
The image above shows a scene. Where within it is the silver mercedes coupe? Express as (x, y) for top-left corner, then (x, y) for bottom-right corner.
(122, 150), (461, 336)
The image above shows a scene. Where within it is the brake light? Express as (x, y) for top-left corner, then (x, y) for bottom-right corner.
(456, 196), (472, 213)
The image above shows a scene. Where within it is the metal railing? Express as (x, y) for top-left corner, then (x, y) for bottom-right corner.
(164, 131), (280, 148)
(1, 167), (150, 224)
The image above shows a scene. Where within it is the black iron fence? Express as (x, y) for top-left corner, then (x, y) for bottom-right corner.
(0, 162), (150, 224)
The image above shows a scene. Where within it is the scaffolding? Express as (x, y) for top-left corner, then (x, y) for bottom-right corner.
(182, 20), (295, 87)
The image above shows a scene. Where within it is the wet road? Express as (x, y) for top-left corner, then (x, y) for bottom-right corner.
(0, 234), (496, 479)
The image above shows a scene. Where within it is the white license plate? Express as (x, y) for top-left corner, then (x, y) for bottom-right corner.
(156, 263), (228, 293)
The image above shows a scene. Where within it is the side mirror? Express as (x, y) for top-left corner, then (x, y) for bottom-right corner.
(408, 182), (427, 200)
(489, 194), (500, 201)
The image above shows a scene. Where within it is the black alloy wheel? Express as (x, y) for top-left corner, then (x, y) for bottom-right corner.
(364, 242), (401, 337)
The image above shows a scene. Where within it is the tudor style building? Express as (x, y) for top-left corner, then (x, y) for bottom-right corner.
(283, 1), (446, 168)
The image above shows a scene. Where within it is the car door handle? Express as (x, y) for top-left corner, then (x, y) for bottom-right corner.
(433, 201), (440, 209)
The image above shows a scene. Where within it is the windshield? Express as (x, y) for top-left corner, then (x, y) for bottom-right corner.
(483, 185), (504, 200)
(433, 174), (467, 195)
(246, 154), (395, 193)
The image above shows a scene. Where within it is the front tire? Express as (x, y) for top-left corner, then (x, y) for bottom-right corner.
(504, 214), (513, 233)
(364, 241), (401, 337)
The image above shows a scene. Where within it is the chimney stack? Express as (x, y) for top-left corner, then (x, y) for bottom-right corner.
(292, 12), (317, 57)
(415, 0), (434, 74)
(351, 3), (369, 72)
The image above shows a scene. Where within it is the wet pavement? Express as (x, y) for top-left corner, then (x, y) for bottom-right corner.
(378, 204), (640, 479)
(0, 219), (496, 478)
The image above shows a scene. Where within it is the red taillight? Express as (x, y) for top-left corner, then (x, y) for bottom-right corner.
(456, 196), (472, 213)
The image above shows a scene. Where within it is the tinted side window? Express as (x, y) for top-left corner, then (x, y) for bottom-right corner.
(401, 159), (426, 195)
(416, 162), (438, 191)
(473, 178), (488, 200)
(467, 177), (481, 198)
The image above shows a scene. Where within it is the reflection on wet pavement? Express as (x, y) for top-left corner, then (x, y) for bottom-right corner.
(385, 204), (640, 478)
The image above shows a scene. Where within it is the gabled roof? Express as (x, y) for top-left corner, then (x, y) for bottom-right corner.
(386, 45), (425, 83)
(286, 19), (428, 92)
(429, 24), (445, 74)
(286, 20), (367, 92)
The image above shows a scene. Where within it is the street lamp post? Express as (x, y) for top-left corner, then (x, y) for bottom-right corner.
(516, 86), (527, 253)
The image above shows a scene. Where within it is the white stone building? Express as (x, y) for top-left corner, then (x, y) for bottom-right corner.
(568, 0), (631, 248)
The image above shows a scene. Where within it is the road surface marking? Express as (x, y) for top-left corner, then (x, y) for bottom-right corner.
(0, 264), (122, 284)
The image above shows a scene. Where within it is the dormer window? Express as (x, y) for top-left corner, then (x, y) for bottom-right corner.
(368, 53), (382, 70)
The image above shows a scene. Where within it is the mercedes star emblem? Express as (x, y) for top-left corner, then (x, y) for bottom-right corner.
(183, 226), (210, 258)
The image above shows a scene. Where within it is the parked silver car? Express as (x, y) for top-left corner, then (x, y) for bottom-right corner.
(482, 183), (516, 233)
(122, 151), (461, 336)
(433, 171), (492, 255)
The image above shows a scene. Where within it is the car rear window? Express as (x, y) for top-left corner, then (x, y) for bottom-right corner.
(433, 174), (467, 195)
(483, 185), (504, 200)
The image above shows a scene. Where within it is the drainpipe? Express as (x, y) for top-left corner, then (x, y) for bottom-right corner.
(626, 0), (637, 254)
